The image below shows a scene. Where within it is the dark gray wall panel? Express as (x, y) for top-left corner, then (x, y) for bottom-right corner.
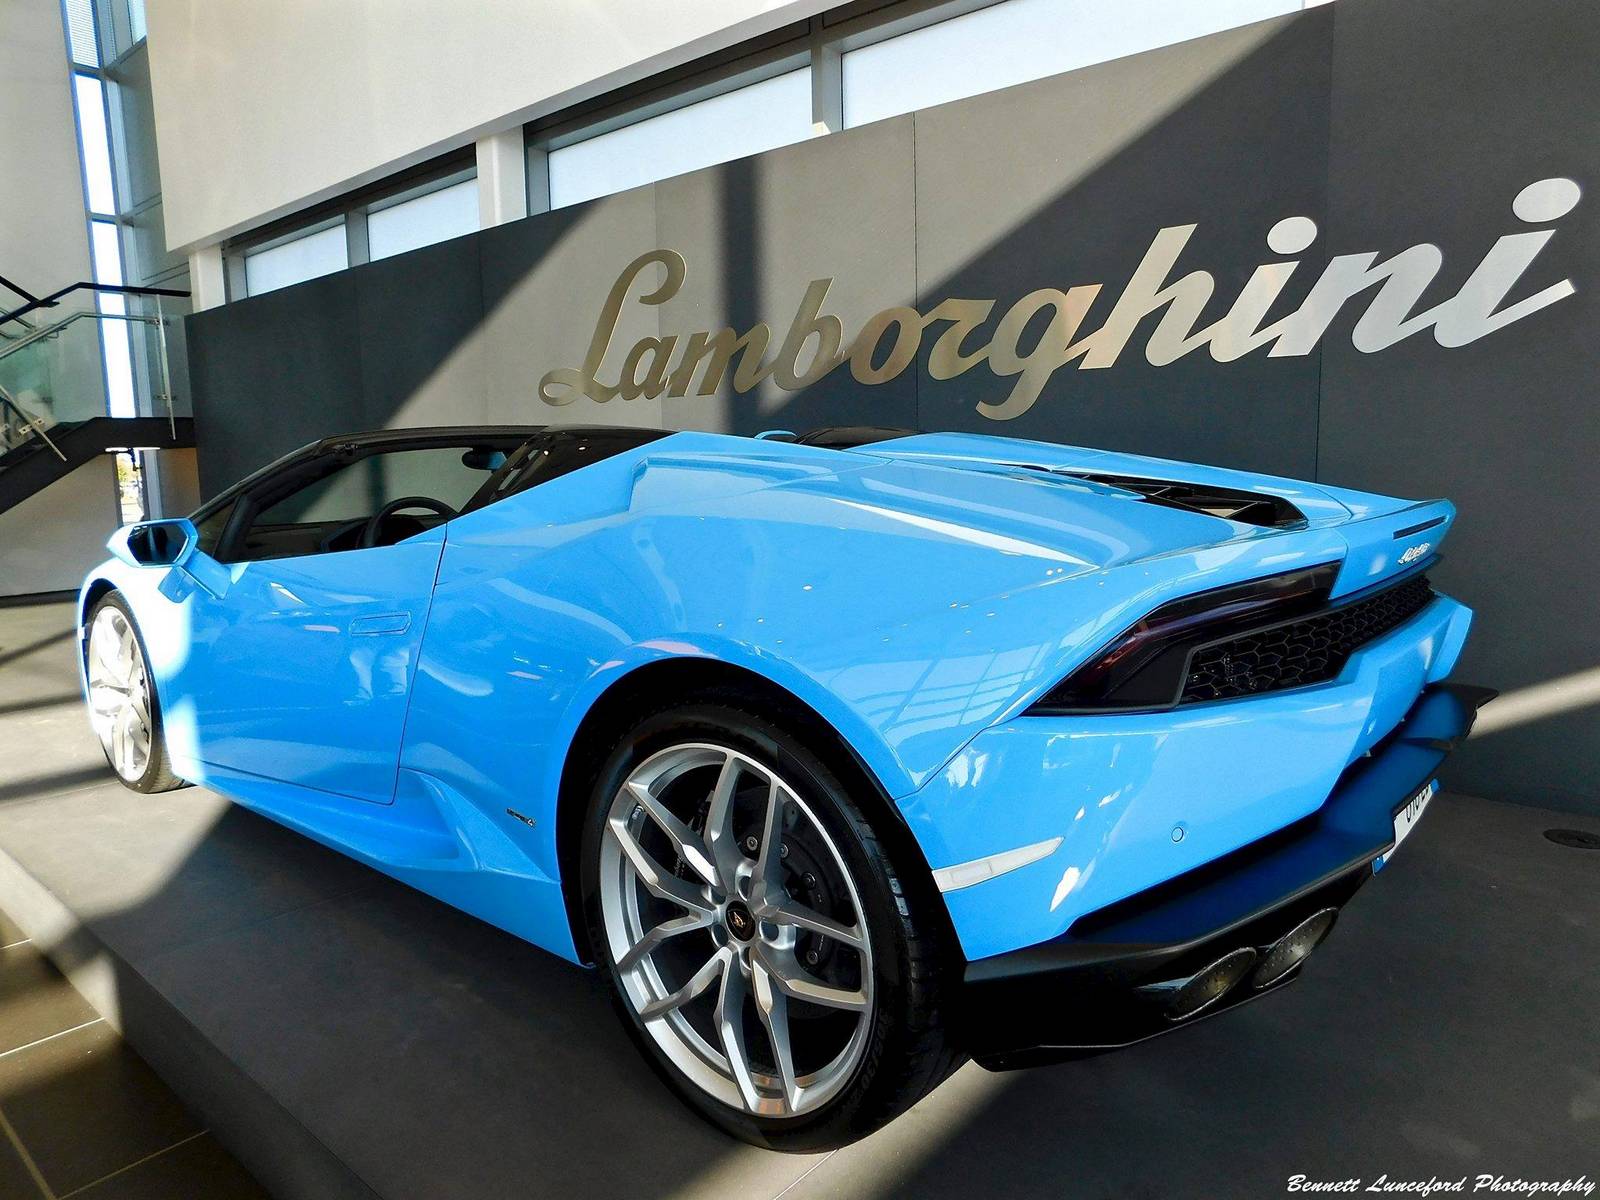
(189, 270), (364, 495)
(352, 232), (488, 428)
(655, 116), (919, 435)
(1318, 0), (1600, 811)
(913, 10), (1331, 476)
(478, 186), (660, 428)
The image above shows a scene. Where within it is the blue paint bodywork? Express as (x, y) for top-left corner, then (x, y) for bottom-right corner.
(80, 431), (1471, 967)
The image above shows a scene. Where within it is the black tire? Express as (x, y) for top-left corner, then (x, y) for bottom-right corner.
(580, 696), (962, 1150)
(84, 592), (188, 794)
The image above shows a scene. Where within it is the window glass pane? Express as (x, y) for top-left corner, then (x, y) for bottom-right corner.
(64, 0), (99, 66)
(73, 74), (117, 213)
(491, 428), (670, 504)
(549, 68), (812, 209)
(90, 220), (124, 288)
(129, 0), (148, 43)
(244, 225), (349, 296)
(367, 178), (479, 262)
(235, 443), (514, 561)
(842, 0), (1300, 128)
(114, 451), (145, 523)
(193, 498), (236, 558)
(91, 221), (136, 418)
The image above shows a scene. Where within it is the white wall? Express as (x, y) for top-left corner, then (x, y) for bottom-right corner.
(0, 0), (93, 301)
(0, 457), (119, 597)
(145, 0), (837, 254)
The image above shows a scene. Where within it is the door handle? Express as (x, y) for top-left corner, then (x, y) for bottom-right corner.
(350, 612), (412, 636)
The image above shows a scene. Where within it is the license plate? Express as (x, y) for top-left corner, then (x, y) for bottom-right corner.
(1372, 780), (1437, 873)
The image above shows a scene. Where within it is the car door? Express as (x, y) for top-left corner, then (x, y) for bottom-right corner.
(179, 436), (518, 805)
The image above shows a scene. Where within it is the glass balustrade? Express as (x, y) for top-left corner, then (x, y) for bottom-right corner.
(0, 294), (180, 467)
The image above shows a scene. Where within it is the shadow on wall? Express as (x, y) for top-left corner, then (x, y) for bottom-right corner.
(184, 0), (1599, 811)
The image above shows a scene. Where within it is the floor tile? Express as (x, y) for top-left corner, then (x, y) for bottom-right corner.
(74, 1133), (270, 1200)
(0, 943), (98, 1055)
(0, 1021), (202, 1196)
(0, 1132), (47, 1200)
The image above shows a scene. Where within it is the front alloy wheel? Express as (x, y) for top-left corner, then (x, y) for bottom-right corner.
(85, 594), (184, 793)
(582, 702), (958, 1149)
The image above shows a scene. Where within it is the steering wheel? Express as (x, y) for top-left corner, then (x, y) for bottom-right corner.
(359, 495), (457, 549)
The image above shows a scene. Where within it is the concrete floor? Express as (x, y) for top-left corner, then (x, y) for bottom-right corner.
(0, 598), (1596, 1199)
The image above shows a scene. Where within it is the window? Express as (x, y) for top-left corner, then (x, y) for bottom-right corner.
(223, 440), (524, 563)
(193, 498), (237, 558)
(244, 224), (349, 297)
(842, 0), (1301, 128)
(485, 428), (671, 504)
(366, 177), (479, 261)
(90, 221), (135, 417)
(64, 0), (99, 66)
(73, 74), (116, 213)
(547, 68), (813, 209)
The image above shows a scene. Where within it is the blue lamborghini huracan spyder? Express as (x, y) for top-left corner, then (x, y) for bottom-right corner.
(78, 424), (1490, 1148)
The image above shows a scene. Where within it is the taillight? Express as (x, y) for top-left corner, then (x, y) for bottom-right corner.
(1026, 562), (1340, 713)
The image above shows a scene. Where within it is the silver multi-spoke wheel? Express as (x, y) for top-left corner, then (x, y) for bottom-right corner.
(87, 605), (154, 782)
(599, 742), (875, 1119)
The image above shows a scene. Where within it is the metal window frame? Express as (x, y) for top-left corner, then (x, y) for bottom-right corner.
(518, 0), (1011, 214)
(223, 147), (478, 300)
(209, 0), (1021, 296)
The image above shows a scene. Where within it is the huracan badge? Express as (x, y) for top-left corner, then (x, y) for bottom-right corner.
(1399, 542), (1433, 565)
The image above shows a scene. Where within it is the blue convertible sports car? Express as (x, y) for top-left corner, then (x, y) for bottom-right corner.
(78, 424), (1489, 1148)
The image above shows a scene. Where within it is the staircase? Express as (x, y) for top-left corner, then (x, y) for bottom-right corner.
(0, 279), (193, 519)
(0, 415), (195, 516)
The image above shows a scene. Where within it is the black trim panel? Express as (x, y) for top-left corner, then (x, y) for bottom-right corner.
(1393, 515), (1446, 539)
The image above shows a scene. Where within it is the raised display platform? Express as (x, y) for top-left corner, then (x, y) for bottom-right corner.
(1, 600), (1594, 1199)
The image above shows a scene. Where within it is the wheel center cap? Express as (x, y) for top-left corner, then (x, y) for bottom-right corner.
(723, 900), (756, 942)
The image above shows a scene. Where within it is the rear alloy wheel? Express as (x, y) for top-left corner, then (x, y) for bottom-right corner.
(85, 594), (185, 793)
(582, 702), (958, 1149)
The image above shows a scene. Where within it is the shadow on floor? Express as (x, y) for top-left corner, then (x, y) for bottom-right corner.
(2, 601), (1598, 1200)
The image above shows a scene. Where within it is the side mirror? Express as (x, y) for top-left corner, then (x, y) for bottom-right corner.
(107, 518), (230, 599)
(118, 518), (195, 567)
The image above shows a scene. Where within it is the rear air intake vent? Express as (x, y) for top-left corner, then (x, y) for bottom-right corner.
(1028, 564), (1437, 714)
(1180, 573), (1435, 703)
(1064, 472), (1308, 529)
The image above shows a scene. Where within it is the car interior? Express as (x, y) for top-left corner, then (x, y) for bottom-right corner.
(193, 428), (675, 566)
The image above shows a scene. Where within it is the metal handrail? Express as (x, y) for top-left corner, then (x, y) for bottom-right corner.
(0, 278), (192, 452)
(0, 308), (163, 364)
(0, 280), (189, 330)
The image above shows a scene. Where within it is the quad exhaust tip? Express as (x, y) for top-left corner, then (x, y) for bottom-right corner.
(1251, 907), (1339, 989)
(1139, 906), (1342, 1021)
(1143, 947), (1259, 1022)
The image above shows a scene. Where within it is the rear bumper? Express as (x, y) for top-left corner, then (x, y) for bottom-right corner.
(954, 682), (1494, 1070)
